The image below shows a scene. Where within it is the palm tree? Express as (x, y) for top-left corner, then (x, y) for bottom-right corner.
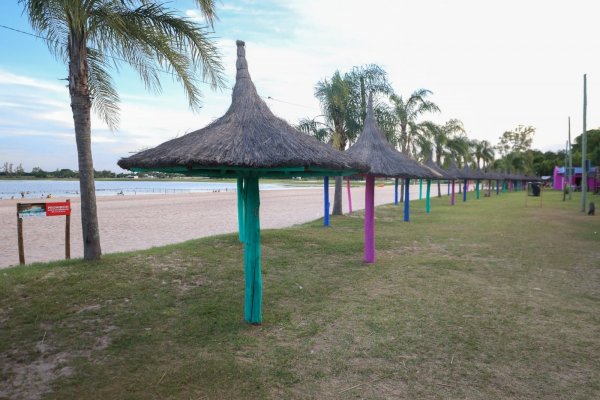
(390, 89), (440, 154)
(20, 0), (224, 260)
(422, 119), (465, 196)
(473, 139), (495, 169)
(314, 66), (392, 215)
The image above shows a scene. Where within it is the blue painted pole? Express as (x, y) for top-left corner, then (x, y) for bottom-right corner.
(419, 179), (423, 200)
(463, 179), (467, 202)
(324, 176), (330, 227)
(394, 177), (399, 206)
(404, 178), (410, 221)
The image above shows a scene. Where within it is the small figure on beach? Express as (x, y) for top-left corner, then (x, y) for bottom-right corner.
(20, 191), (25, 198)
(117, 190), (124, 196)
(46, 194), (52, 199)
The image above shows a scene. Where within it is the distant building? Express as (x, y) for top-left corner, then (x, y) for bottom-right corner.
(552, 165), (598, 192)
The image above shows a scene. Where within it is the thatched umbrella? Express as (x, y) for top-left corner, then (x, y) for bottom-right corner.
(445, 160), (463, 205)
(346, 94), (439, 263)
(460, 164), (479, 202)
(424, 157), (449, 213)
(118, 40), (366, 324)
(473, 167), (487, 199)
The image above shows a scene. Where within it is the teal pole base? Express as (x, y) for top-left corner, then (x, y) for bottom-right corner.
(243, 177), (262, 324)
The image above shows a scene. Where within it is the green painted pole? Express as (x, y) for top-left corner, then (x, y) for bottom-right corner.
(243, 177), (262, 324)
(419, 179), (423, 200)
(425, 179), (431, 214)
(237, 177), (245, 242)
(476, 180), (480, 199)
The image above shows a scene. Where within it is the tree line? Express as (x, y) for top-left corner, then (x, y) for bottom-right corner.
(298, 66), (599, 181)
(0, 164), (128, 179)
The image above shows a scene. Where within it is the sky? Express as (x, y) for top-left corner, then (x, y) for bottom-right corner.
(0, 0), (598, 172)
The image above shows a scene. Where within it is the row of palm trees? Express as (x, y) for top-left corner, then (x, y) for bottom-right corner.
(298, 65), (499, 210)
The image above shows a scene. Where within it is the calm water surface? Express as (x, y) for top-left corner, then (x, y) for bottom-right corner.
(0, 179), (299, 199)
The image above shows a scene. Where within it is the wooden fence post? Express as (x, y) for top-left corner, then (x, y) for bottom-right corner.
(65, 199), (71, 259)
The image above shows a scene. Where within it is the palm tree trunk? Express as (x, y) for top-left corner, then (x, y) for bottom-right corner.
(437, 181), (441, 197)
(69, 34), (102, 260)
(332, 176), (343, 215)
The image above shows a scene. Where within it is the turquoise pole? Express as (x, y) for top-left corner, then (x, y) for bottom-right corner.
(243, 177), (262, 324)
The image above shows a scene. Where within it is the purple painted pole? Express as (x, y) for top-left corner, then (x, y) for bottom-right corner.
(364, 175), (375, 263)
(451, 179), (455, 205)
(346, 176), (353, 214)
(404, 178), (410, 222)
(463, 179), (468, 202)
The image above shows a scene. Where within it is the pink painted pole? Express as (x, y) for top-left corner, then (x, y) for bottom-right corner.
(364, 175), (375, 263)
(451, 179), (455, 205)
(346, 176), (353, 214)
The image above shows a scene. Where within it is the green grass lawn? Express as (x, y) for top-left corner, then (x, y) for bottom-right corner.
(1, 189), (599, 399)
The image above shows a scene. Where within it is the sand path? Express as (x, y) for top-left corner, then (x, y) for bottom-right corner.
(0, 183), (445, 268)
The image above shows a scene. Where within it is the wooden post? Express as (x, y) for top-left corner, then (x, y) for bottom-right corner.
(65, 199), (71, 259)
(346, 176), (353, 214)
(17, 213), (25, 265)
(364, 175), (375, 263)
(324, 176), (330, 227)
(243, 177), (261, 324)
(425, 179), (431, 214)
(581, 74), (588, 213)
(404, 178), (410, 222)
(237, 177), (245, 242)
(568, 117), (573, 200)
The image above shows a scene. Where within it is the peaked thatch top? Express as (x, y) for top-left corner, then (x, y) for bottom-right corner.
(460, 164), (480, 180)
(425, 157), (450, 179)
(118, 40), (367, 176)
(444, 160), (463, 179)
(345, 95), (440, 179)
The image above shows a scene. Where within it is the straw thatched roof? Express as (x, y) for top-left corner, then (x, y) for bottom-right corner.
(444, 160), (463, 179)
(425, 157), (450, 179)
(346, 95), (440, 179)
(118, 40), (366, 176)
(460, 164), (480, 180)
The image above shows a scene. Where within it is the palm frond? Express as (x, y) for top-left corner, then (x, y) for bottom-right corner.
(88, 48), (120, 130)
(89, 1), (224, 111)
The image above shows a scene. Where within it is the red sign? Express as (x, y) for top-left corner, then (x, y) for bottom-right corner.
(45, 202), (71, 216)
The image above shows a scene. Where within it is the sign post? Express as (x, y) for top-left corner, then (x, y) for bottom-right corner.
(16, 200), (72, 265)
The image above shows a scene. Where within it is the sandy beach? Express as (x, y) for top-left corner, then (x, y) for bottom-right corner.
(1, 183), (442, 268)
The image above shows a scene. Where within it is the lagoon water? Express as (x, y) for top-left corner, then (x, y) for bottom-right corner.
(0, 179), (293, 199)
